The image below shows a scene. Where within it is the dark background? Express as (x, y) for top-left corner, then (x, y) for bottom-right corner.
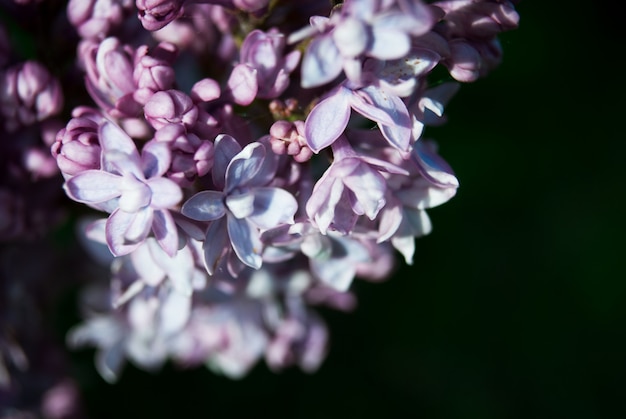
(41, 1), (626, 418)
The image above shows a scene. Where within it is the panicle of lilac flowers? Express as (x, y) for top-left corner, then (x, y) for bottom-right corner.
(0, 0), (519, 386)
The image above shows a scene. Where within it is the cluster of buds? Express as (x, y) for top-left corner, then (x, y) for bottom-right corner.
(1, 0), (519, 414)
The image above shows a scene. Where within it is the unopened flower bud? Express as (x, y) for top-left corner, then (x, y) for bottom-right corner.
(269, 120), (312, 162)
(51, 109), (105, 177)
(153, 123), (214, 186)
(136, 0), (186, 31)
(0, 61), (63, 132)
(133, 42), (178, 104)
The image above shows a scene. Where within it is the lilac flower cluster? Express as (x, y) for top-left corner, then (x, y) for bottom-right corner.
(0, 0), (519, 405)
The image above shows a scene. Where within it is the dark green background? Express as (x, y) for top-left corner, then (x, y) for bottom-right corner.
(56, 2), (625, 418)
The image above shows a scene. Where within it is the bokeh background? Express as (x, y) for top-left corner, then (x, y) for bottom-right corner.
(6, 1), (626, 418)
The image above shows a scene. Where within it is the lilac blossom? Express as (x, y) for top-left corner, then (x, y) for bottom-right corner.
(306, 136), (407, 235)
(182, 135), (298, 273)
(374, 139), (459, 263)
(63, 121), (183, 256)
(82, 220), (206, 305)
(264, 301), (328, 373)
(238, 29), (301, 99)
(262, 222), (373, 292)
(171, 299), (269, 378)
(67, 282), (191, 382)
(296, 0), (438, 87)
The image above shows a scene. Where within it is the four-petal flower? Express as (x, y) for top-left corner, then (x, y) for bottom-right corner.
(182, 135), (298, 273)
(64, 121), (183, 256)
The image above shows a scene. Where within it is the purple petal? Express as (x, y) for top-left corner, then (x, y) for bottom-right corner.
(191, 78), (221, 103)
(398, 0), (437, 35)
(152, 209), (179, 257)
(241, 149), (278, 190)
(369, 28), (410, 60)
(148, 240), (195, 295)
(141, 140), (171, 178)
(306, 175), (345, 235)
(391, 233), (415, 265)
(377, 198), (403, 243)
(333, 18), (369, 58)
(146, 177), (182, 209)
(226, 191), (255, 219)
(359, 86), (412, 150)
(310, 236), (368, 291)
(158, 290), (191, 336)
(349, 90), (395, 126)
(420, 82), (461, 125)
(400, 178), (458, 210)
(311, 257), (356, 292)
(413, 140), (459, 188)
(106, 208), (146, 256)
(131, 242), (166, 286)
(203, 218), (229, 275)
(124, 207), (153, 242)
(99, 121), (140, 170)
(181, 190), (226, 221)
(247, 187), (298, 230)
(331, 193), (359, 234)
(118, 175), (152, 213)
(405, 208), (432, 237)
(64, 170), (121, 204)
(225, 142), (266, 192)
(96, 342), (126, 384)
(356, 155), (409, 176)
(301, 35), (343, 88)
(343, 163), (386, 220)
(227, 64), (258, 106)
(304, 87), (351, 153)
(227, 215), (263, 270)
(213, 134), (242, 189)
